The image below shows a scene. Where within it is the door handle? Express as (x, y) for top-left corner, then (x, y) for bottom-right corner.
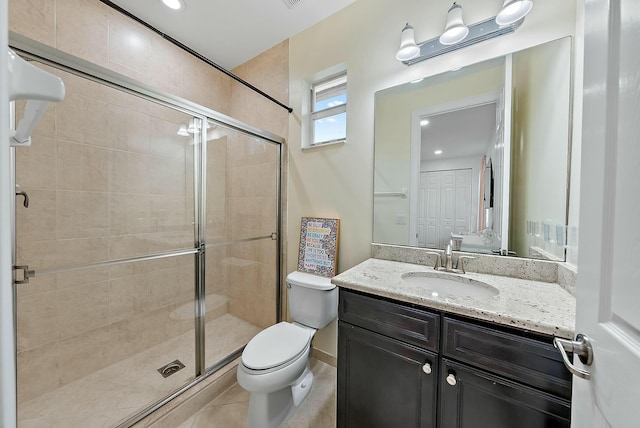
(553, 334), (593, 380)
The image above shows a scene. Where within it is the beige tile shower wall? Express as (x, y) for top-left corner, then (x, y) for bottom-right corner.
(225, 133), (279, 328)
(230, 40), (290, 138)
(14, 67), (197, 403)
(9, 0), (231, 114)
(225, 42), (288, 328)
(204, 133), (279, 329)
(11, 0), (289, 402)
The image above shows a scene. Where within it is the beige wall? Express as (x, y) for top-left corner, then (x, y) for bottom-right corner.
(288, 0), (579, 356)
(510, 38), (571, 260)
(10, 0), (288, 404)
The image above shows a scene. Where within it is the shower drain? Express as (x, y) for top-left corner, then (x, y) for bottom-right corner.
(157, 360), (186, 378)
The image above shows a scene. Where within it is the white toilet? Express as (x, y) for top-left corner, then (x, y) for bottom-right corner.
(237, 271), (338, 428)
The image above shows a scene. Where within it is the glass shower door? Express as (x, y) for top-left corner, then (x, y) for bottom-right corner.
(203, 122), (281, 370)
(14, 64), (200, 427)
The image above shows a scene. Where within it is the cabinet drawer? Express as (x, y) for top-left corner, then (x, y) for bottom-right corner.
(339, 290), (440, 352)
(443, 317), (572, 399)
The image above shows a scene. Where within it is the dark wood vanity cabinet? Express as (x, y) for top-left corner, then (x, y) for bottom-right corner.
(337, 290), (440, 428)
(337, 289), (572, 428)
(338, 322), (438, 428)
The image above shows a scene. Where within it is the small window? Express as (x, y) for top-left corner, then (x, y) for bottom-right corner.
(309, 72), (347, 147)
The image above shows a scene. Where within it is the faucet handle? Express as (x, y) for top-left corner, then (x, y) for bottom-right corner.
(423, 252), (442, 270)
(456, 255), (477, 274)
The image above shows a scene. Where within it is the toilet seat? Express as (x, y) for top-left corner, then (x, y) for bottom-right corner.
(242, 322), (312, 371)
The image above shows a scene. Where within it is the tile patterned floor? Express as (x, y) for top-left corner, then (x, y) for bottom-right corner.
(18, 314), (260, 428)
(177, 359), (337, 428)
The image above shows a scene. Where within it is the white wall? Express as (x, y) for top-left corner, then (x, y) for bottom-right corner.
(288, 0), (579, 356)
(1, 0), (18, 425)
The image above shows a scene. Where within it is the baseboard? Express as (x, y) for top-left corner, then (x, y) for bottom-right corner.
(312, 347), (337, 368)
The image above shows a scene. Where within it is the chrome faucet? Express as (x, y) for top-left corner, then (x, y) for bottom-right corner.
(444, 242), (454, 271)
(425, 240), (477, 274)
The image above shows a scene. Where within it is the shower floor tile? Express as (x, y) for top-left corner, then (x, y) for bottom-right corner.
(18, 314), (260, 428)
(177, 359), (337, 428)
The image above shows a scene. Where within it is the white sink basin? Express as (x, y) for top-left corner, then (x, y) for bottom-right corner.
(401, 272), (499, 299)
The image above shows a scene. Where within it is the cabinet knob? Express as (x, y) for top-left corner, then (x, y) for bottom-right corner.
(422, 362), (432, 375)
(446, 373), (457, 386)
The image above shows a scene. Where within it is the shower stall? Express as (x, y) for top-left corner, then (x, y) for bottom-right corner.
(9, 36), (283, 427)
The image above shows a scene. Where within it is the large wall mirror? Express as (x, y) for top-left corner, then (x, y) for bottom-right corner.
(373, 37), (572, 260)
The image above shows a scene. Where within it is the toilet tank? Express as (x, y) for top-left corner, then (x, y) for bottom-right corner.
(286, 271), (338, 329)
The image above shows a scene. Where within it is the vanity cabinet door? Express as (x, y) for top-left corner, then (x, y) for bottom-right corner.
(338, 321), (437, 428)
(439, 359), (571, 428)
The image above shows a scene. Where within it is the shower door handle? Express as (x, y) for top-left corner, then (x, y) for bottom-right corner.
(14, 265), (35, 285)
(16, 190), (29, 208)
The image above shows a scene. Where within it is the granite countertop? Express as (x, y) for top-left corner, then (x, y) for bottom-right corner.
(332, 258), (576, 339)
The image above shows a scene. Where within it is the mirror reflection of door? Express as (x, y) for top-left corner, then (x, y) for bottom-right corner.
(416, 99), (498, 250)
(418, 170), (472, 249)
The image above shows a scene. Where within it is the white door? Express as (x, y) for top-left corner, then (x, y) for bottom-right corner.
(454, 169), (471, 235)
(417, 173), (427, 247)
(423, 172), (440, 248)
(420, 170), (472, 249)
(439, 171), (455, 248)
(571, 0), (640, 427)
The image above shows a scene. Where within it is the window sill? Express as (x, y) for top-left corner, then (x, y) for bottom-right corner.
(302, 140), (345, 151)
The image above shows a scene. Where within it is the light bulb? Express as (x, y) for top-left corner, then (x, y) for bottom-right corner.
(439, 3), (469, 46)
(496, 0), (533, 26)
(396, 23), (420, 61)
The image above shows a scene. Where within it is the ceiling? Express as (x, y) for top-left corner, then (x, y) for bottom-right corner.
(421, 103), (497, 162)
(109, 0), (356, 69)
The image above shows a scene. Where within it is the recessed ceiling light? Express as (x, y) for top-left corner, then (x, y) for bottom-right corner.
(434, 150), (443, 155)
(420, 119), (430, 126)
(159, 0), (186, 11)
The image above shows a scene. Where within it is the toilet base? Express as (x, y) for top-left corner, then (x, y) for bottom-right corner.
(291, 368), (313, 407)
(247, 364), (314, 428)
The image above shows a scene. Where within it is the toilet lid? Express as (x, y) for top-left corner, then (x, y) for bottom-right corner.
(242, 322), (312, 370)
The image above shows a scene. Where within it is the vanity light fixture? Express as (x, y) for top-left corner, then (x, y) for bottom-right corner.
(395, 23), (421, 61)
(396, 1), (532, 66)
(439, 3), (469, 46)
(159, 0), (186, 11)
(496, 0), (533, 26)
